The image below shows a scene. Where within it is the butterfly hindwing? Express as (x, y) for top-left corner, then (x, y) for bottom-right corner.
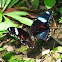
(36, 29), (51, 41)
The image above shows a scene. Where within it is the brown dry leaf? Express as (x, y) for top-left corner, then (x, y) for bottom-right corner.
(43, 56), (55, 62)
(4, 45), (14, 52)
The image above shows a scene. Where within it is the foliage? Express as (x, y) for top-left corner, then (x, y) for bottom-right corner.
(1, 0), (19, 8)
(60, 7), (62, 15)
(33, 0), (39, 9)
(17, 0), (25, 6)
(0, 47), (5, 52)
(8, 0), (19, 8)
(44, 0), (56, 9)
(9, 56), (26, 62)
(0, 30), (7, 38)
(0, 0), (33, 38)
(2, 0), (11, 12)
(4, 12), (33, 26)
(59, 17), (62, 23)
(31, 60), (36, 62)
(10, 39), (16, 43)
(3, 51), (15, 62)
(53, 11), (58, 16)
(6, 55), (36, 62)
(52, 46), (62, 53)
(9, 56), (18, 62)
(23, 48), (29, 51)
(0, 16), (18, 31)
(58, 54), (62, 59)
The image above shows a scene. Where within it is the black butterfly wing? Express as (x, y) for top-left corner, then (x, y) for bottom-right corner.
(7, 27), (36, 48)
(30, 11), (53, 41)
(36, 29), (51, 41)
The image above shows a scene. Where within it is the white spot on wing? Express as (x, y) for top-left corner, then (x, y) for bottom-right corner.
(15, 28), (18, 35)
(38, 17), (47, 23)
(46, 11), (50, 15)
(8, 28), (10, 31)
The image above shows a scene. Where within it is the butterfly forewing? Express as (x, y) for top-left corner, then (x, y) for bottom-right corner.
(30, 11), (53, 41)
(7, 27), (36, 48)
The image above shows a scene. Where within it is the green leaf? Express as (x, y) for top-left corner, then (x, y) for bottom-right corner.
(0, 47), (5, 52)
(6, 11), (29, 16)
(44, 0), (56, 9)
(10, 35), (19, 40)
(10, 39), (16, 43)
(3, 51), (15, 62)
(0, 30), (7, 38)
(0, 11), (3, 22)
(2, 0), (11, 12)
(59, 17), (62, 23)
(9, 56), (17, 62)
(23, 48), (28, 51)
(1, 0), (6, 7)
(17, 0), (25, 6)
(58, 54), (62, 59)
(33, 0), (39, 9)
(18, 49), (21, 52)
(52, 46), (62, 53)
(13, 60), (26, 62)
(60, 7), (62, 15)
(0, 16), (18, 31)
(5, 14), (33, 26)
(0, 0), (1, 7)
(8, 0), (19, 8)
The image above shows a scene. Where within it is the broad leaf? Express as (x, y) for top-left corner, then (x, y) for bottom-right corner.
(1, 0), (6, 7)
(6, 11), (29, 16)
(60, 7), (62, 15)
(5, 14), (33, 26)
(33, 0), (39, 9)
(52, 46), (62, 53)
(8, 0), (19, 8)
(2, 0), (11, 12)
(0, 11), (2, 22)
(44, 0), (56, 9)
(0, 16), (18, 31)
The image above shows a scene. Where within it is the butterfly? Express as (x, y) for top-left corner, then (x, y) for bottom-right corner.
(7, 11), (53, 48)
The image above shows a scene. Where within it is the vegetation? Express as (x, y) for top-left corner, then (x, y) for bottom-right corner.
(0, 0), (62, 62)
